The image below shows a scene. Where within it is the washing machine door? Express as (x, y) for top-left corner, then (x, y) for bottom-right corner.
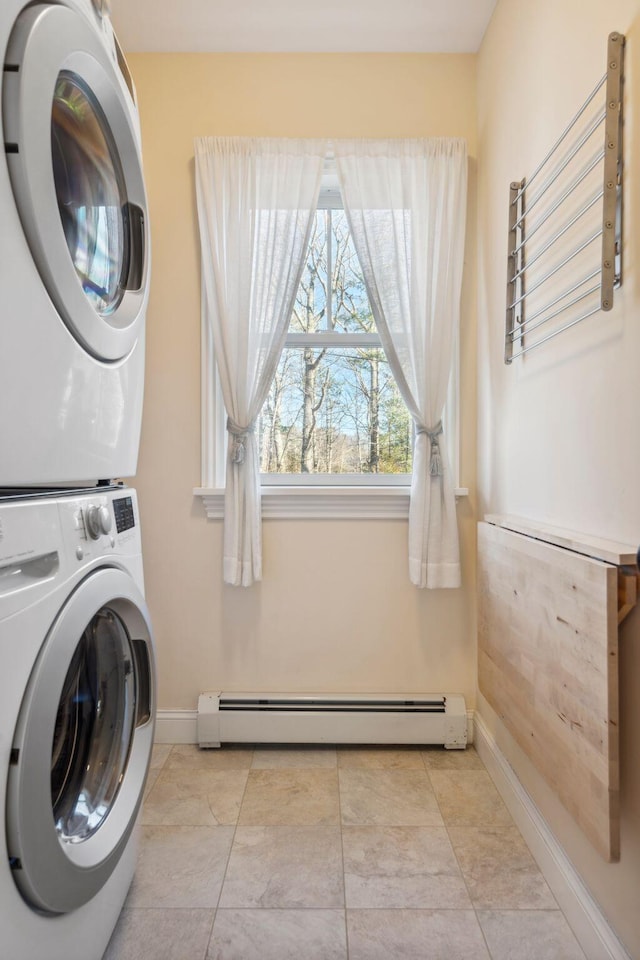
(5, 567), (156, 915)
(2, 3), (149, 361)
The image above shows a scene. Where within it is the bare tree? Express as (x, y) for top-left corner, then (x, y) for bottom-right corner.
(301, 352), (330, 471)
(260, 351), (298, 472)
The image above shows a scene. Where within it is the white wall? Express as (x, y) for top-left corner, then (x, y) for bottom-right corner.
(477, 1), (640, 955)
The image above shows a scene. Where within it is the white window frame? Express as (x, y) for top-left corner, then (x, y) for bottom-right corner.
(195, 167), (467, 520)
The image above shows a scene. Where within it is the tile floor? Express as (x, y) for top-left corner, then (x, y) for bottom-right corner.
(103, 743), (587, 960)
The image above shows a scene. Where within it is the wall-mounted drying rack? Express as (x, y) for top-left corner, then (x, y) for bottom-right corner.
(505, 32), (624, 363)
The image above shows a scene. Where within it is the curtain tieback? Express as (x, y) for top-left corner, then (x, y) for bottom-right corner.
(226, 418), (255, 465)
(416, 420), (444, 477)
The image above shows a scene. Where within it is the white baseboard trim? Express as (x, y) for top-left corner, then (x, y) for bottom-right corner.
(474, 712), (631, 960)
(155, 709), (198, 743)
(466, 709), (474, 744)
(154, 707), (475, 746)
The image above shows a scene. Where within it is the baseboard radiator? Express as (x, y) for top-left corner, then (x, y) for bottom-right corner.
(197, 692), (468, 749)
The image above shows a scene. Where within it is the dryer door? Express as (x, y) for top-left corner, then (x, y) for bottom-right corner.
(6, 567), (156, 915)
(2, 3), (149, 361)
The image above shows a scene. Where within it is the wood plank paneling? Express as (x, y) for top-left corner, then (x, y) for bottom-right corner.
(478, 521), (620, 861)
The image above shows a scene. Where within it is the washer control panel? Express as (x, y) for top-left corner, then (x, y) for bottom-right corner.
(0, 490), (143, 589)
(57, 488), (141, 564)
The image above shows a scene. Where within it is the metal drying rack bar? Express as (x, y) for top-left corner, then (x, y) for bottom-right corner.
(504, 32), (624, 363)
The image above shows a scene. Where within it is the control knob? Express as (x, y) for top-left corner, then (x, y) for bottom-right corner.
(85, 504), (112, 540)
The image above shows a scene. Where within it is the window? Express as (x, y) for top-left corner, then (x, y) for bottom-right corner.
(259, 197), (413, 483)
(198, 166), (463, 518)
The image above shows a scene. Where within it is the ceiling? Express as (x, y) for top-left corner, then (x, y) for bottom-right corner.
(109, 0), (497, 54)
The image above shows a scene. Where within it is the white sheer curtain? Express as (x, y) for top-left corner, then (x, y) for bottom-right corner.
(195, 137), (326, 586)
(334, 138), (467, 588)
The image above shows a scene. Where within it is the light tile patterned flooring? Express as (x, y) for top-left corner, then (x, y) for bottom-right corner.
(104, 743), (587, 960)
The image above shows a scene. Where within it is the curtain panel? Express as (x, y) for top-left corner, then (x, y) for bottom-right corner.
(334, 137), (467, 588)
(195, 136), (326, 586)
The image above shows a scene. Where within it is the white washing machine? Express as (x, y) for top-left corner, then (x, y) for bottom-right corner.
(0, 0), (150, 486)
(0, 486), (156, 959)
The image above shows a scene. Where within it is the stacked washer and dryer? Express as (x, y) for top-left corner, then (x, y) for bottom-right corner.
(0, 1), (156, 958)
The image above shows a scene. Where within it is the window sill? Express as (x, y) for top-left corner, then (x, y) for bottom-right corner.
(194, 485), (469, 520)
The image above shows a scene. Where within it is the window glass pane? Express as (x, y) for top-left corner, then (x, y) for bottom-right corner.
(260, 347), (413, 475)
(51, 72), (128, 316)
(271, 205), (413, 479)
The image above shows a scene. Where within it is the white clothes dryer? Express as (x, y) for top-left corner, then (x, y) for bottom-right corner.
(0, 0), (150, 486)
(0, 486), (156, 960)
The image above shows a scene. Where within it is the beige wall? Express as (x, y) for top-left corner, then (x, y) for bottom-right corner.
(477, 1), (640, 955)
(128, 54), (478, 709)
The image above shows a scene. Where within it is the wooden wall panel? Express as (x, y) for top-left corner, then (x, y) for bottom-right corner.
(478, 521), (620, 861)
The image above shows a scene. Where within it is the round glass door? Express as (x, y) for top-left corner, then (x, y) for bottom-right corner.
(51, 606), (136, 843)
(5, 568), (155, 915)
(51, 72), (129, 319)
(2, 3), (149, 361)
